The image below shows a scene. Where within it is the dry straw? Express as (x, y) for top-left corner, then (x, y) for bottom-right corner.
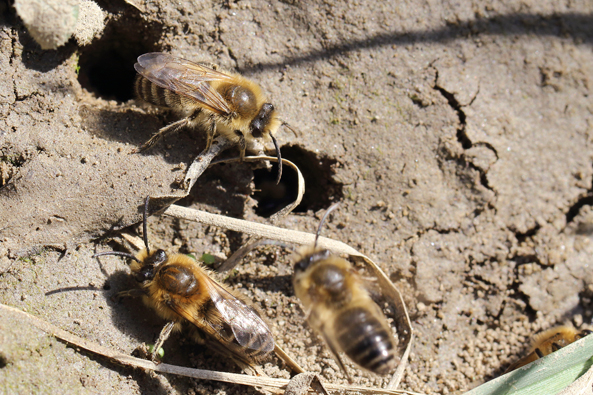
(0, 303), (422, 395)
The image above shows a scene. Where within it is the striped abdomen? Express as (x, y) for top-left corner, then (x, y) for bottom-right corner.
(135, 75), (188, 109)
(334, 306), (396, 375)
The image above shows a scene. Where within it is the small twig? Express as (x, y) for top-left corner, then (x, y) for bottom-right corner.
(123, 0), (144, 11)
(183, 136), (233, 192)
(120, 233), (145, 251)
(150, 142), (305, 221)
(274, 344), (305, 375)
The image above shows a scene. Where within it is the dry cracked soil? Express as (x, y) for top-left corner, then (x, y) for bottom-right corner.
(1, 0), (593, 394)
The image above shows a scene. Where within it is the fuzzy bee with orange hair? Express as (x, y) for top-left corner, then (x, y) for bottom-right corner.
(133, 52), (295, 183)
(292, 203), (398, 381)
(505, 326), (592, 372)
(94, 196), (274, 363)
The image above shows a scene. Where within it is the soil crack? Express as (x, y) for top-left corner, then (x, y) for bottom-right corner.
(9, 32), (18, 104)
(433, 70), (495, 193)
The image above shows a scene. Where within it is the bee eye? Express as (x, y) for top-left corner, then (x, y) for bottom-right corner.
(135, 267), (154, 282)
(294, 257), (311, 273)
(142, 249), (168, 273)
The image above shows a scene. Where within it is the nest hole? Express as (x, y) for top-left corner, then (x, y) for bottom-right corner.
(253, 145), (344, 217)
(77, 14), (164, 102)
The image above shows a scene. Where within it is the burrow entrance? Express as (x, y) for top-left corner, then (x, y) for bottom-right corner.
(253, 145), (344, 217)
(77, 13), (164, 102)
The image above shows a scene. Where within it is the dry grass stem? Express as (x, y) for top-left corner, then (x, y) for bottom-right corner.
(150, 136), (304, 221)
(183, 136), (233, 192)
(0, 303), (421, 394)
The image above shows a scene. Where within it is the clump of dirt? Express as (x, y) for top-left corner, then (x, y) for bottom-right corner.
(2, 1), (593, 394)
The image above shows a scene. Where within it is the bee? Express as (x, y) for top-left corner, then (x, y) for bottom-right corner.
(133, 52), (294, 184)
(94, 196), (275, 363)
(291, 203), (398, 381)
(505, 326), (592, 372)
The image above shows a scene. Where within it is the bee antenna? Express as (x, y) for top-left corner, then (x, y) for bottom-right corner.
(281, 121), (299, 137)
(270, 134), (282, 185)
(93, 251), (140, 263)
(143, 196), (150, 254)
(314, 202), (341, 249)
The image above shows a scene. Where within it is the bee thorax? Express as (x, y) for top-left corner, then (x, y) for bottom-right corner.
(220, 84), (258, 118)
(157, 265), (200, 297)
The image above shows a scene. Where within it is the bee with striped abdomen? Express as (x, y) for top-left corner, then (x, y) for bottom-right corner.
(134, 52), (294, 183)
(292, 204), (398, 381)
(94, 196), (275, 364)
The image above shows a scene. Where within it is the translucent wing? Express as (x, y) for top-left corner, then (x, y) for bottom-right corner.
(205, 278), (275, 353)
(135, 52), (234, 115)
(163, 276), (274, 354)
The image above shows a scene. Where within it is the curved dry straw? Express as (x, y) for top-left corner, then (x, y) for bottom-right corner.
(0, 302), (425, 395)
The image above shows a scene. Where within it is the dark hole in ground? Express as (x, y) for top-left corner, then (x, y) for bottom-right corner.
(253, 145), (344, 217)
(566, 196), (593, 226)
(77, 14), (164, 102)
(0, 352), (7, 368)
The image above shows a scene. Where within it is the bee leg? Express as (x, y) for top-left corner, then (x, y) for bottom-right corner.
(235, 130), (246, 161)
(112, 288), (145, 303)
(151, 321), (176, 362)
(302, 306), (313, 321)
(535, 348), (545, 358)
(321, 332), (353, 383)
(551, 342), (562, 352)
(579, 329), (593, 338)
(132, 117), (190, 153)
(205, 115), (216, 150)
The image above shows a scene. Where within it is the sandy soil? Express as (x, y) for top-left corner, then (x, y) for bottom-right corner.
(1, 0), (593, 394)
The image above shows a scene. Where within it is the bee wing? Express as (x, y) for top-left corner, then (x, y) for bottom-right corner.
(204, 279), (275, 353)
(164, 299), (233, 344)
(135, 52), (234, 115)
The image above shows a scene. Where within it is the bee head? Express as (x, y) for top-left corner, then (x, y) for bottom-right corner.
(293, 248), (331, 273)
(250, 103), (275, 138)
(249, 103), (284, 184)
(134, 249), (168, 283)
